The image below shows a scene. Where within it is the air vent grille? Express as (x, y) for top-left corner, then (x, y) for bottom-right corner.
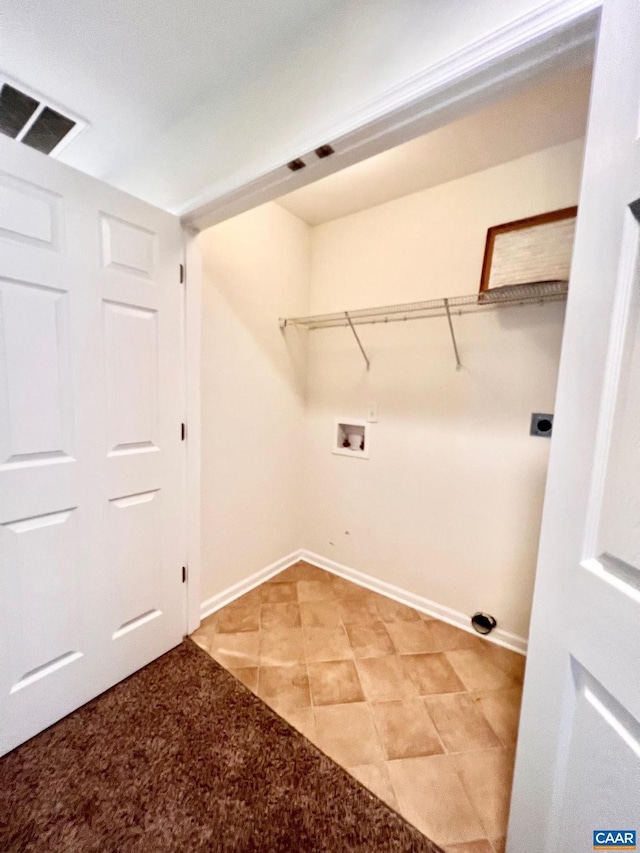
(0, 84), (39, 138)
(0, 78), (83, 156)
(22, 107), (76, 154)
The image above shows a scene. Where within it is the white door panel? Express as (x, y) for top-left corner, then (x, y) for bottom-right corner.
(104, 301), (160, 454)
(0, 172), (63, 250)
(558, 668), (640, 839)
(0, 135), (185, 755)
(508, 0), (640, 849)
(0, 277), (74, 465)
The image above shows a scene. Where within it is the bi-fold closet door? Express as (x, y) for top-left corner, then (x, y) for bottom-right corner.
(0, 135), (186, 755)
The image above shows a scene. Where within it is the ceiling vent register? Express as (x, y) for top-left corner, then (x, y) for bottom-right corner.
(0, 80), (82, 155)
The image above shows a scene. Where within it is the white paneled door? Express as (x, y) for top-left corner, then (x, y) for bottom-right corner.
(0, 136), (186, 755)
(508, 0), (640, 850)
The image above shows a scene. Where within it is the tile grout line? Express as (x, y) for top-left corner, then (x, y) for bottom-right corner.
(339, 613), (386, 770)
(450, 744), (513, 844)
(336, 590), (395, 803)
(418, 693), (449, 758)
(299, 582), (318, 722)
(468, 696), (511, 751)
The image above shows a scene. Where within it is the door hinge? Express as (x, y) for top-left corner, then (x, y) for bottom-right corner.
(181, 422), (186, 441)
(182, 566), (187, 583)
(179, 263), (185, 284)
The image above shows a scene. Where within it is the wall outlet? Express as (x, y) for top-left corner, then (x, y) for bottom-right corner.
(530, 412), (554, 438)
(367, 403), (378, 422)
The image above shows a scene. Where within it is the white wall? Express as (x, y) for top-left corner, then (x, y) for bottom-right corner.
(199, 203), (310, 603)
(113, 0), (571, 212)
(301, 139), (584, 640)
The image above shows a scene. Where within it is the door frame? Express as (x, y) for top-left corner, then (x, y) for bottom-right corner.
(180, 0), (603, 632)
(184, 228), (203, 635)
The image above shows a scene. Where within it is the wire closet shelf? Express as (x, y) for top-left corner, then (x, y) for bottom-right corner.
(278, 280), (568, 371)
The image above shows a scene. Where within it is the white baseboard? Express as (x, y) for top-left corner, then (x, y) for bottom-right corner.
(199, 547), (527, 655)
(199, 551), (302, 620)
(300, 549), (528, 656)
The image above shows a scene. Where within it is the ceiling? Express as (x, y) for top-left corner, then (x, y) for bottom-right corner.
(1, 3), (595, 217)
(277, 64), (592, 226)
(0, 0), (346, 180)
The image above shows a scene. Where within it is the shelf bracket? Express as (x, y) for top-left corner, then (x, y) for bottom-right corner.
(345, 311), (370, 370)
(443, 298), (462, 370)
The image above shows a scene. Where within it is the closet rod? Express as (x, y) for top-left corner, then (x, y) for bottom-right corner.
(279, 280), (568, 370)
(279, 280), (568, 330)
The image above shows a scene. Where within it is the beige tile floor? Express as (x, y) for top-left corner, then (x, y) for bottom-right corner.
(191, 561), (525, 853)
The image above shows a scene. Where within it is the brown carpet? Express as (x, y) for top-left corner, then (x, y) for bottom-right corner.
(0, 640), (443, 853)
